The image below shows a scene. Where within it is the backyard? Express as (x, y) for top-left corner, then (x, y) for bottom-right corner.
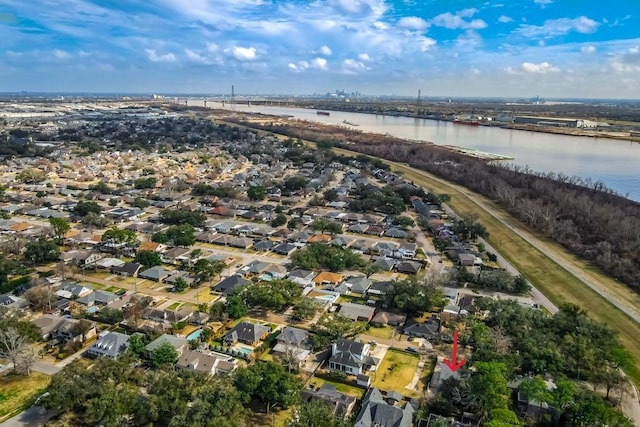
(372, 349), (420, 392)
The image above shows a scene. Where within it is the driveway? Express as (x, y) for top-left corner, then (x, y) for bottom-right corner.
(0, 406), (58, 427)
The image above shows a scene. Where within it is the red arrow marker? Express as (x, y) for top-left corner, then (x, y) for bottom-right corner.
(443, 331), (466, 372)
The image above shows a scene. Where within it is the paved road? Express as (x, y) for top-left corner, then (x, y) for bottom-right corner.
(0, 406), (58, 427)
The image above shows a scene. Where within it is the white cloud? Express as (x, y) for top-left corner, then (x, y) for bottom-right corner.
(327, 0), (387, 17)
(581, 45), (596, 54)
(521, 61), (560, 74)
(288, 60), (309, 72)
(610, 46), (640, 72)
(358, 53), (371, 61)
(517, 16), (600, 38)
(534, 0), (553, 7)
(498, 15), (513, 23)
(420, 37), (437, 52)
(398, 16), (429, 31)
(229, 46), (257, 61)
(342, 58), (368, 74)
(207, 43), (219, 53)
(52, 49), (71, 60)
(145, 49), (176, 63)
(310, 57), (328, 70)
(318, 45), (332, 56)
(432, 8), (487, 30)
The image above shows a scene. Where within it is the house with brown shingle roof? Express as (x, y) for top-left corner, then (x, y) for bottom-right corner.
(307, 233), (333, 244)
(313, 271), (344, 286)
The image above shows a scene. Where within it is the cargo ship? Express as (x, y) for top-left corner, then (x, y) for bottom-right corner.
(342, 120), (359, 126)
(317, 111), (330, 116)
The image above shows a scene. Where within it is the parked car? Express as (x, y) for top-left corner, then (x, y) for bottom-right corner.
(406, 346), (418, 353)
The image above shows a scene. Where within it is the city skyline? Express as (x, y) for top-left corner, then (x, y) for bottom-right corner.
(1, 0), (639, 98)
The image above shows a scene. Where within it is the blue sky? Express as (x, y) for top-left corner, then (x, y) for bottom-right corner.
(1, 0), (639, 97)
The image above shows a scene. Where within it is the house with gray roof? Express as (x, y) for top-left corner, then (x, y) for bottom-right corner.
(301, 384), (357, 418)
(371, 311), (407, 327)
(354, 387), (414, 427)
(344, 276), (372, 294)
(372, 257), (397, 271)
(76, 290), (118, 307)
(339, 302), (376, 322)
(86, 331), (131, 358)
(175, 349), (238, 376)
(403, 317), (440, 339)
(212, 275), (249, 296)
(139, 266), (171, 282)
(329, 339), (379, 375)
(144, 334), (188, 359)
(110, 262), (142, 277)
(273, 326), (312, 364)
(223, 321), (270, 346)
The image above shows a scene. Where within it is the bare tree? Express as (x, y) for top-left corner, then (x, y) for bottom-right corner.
(275, 344), (304, 373)
(24, 286), (56, 312)
(0, 327), (34, 375)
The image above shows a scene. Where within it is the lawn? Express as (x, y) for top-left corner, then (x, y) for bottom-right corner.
(309, 377), (366, 399)
(372, 349), (419, 392)
(365, 325), (394, 340)
(0, 372), (51, 422)
(104, 286), (126, 294)
(167, 302), (182, 310)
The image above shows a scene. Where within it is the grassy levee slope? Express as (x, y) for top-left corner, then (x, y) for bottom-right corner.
(331, 146), (640, 385)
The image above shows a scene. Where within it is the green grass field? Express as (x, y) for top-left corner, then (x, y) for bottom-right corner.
(372, 349), (420, 391)
(309, 377), (366, 399)
(365, 325), (395, 340)
(0, 373), (51, 422)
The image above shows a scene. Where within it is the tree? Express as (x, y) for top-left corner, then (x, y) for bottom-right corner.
(160, 209), (206, 227)
(24, 286), (56, 312)
(166, 224), (196, 247)
(194, 259), (225, 285)
(234, 361), (301, 413)
(131, 197), (150, 209)
(0, 327), (34, 375)
(468, 362), (511, 421)
(247, 185), (266, 201)
(73, 319), (94, 343)
(81, 211), (110, 228)
(48, 218), (70, 243)
(24, 239), (60, 264)
(172, 277), (189, 293)
(15, 168), (46, 184)
(108, 198), (118, 207)
(243, 279), (302, 311)
(101, 227), (139, 249)
(286, 400), (338, 427)
(151, 342), (179, 367)
(73, 200), (102, 217)
(291, 298), (319, 321)
(225, 295), (248, 319)
(386, 278), (445, 316)
(135, 250), (162, 268)
(271, 213), (287, 227)
(127, 334), (145, 356)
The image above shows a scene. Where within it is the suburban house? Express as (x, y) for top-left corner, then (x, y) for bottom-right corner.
(175, 349), (238, 376)
(212, 275), (250, 296)
(32, 314), (97, 345)
(272, 326), (312, 364)
(223, 321), (270, 346)
(273, 243), (297, 256)
(313, 272), (344, 286)
(110, 262), (142, 277)
(143, 308), (192, 325)
(139, 266), (172, 282)
(76, 290), (119, 307)
(86, 331), (131, 358)
(55, 282), (93, 299)
(394, 242), (417, 259)
(354, 387), (415, 427)
(403, 317), (440, 340)
(338, 302), (376, 322)
(342, 276), (373, 294)
(328, 339), (379, 375)
(371, 311), (407, 327)
(301, 384), (357, 418)
(395, 261), (422, 275)
(287, 269), (316, 288)
(144, 334), (189, 359)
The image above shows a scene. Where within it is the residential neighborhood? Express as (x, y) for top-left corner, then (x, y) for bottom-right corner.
(0, 105), (634, 427)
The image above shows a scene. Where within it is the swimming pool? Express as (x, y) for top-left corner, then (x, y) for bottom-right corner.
(234, 347), (253, 356)
(187, 329), (203, 341)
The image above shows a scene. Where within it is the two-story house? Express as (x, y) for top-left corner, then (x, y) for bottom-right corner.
(328, 339), (379, 375)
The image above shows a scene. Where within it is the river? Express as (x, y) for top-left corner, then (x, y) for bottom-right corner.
(190, 100), (640, 202)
